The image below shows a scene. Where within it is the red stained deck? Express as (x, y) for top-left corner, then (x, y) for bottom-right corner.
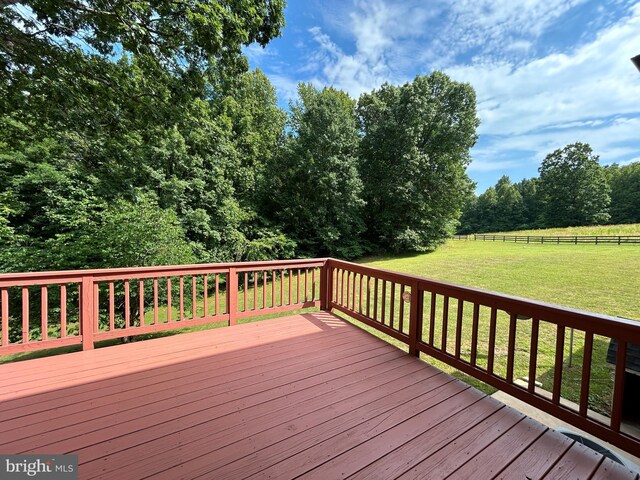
(0, 312), (637, 480)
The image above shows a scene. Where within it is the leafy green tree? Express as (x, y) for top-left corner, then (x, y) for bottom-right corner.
(494, 175), (524, 231)
(538, 143), (610, 227)
(606, 162), (640, 224)
(515, 178), (541, 228)
(358, 72), (479, 251)
(1, 0), (285, 75)
(264, 84), (365, 258)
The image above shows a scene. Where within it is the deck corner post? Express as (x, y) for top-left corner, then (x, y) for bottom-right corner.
(81, 276), (95, 351)
(320, 260), (332, 311)
(408, 281), (423, 357)
(228, 267), (238, 325)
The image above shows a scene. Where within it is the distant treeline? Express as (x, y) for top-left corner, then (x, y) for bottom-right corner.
(458, 143), (639, 234)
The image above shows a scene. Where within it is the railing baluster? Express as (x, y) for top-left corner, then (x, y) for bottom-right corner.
(124, 280), (130, 327)
(41, 286), (48, 341)
(441, 295), (449, 352)
(262, 271), (266, 309)
(297, 268), (301, 304)
(470, 303), (480, 366)
(139, 280), (145, 326)
(215, 273), (220, 315)
(312, 268), (316, 301)
(346, 271), (351, 310)
(373, 277), (379, 321)
(109, 281), (115, 331)
(60, 285), (67, 338)
(167, 278), (172, 322)
(381, 280), (387, 326)
(428, 293), (436, 346)
(244, 272), (249, 311)
(389, 282), (396, 328)
(271, 270), (276, 308)
(579, 332), (593, 416)
(528, 318), (539, 393)
(364, 276), (370, 318)
(399, 284), (405, 333)
(254, 271), (258, 310)
(178, 276), (184, 321)
(506, 312), (517, 382)
(552, 324), (565, 404)
(455, 299), (464, 359)
(1, 288), (9, 346)
(287, 269), (291, 305)
(487, 307), (497, 374)
(203, 275), (208, 317)
(93, 282), (99, 332)
(153, 278), (158, 325)
(611, 339), (627, 432)
(280, 269), (284, 307)
(22, 287), (29, 343)
(305, 268), (309, 303)
(191, 276), (196, 319)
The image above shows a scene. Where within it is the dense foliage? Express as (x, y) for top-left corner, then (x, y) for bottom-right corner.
(458, 144), (638, 234)
(358, 72), (478, 252)
(1, 2), (482, 272)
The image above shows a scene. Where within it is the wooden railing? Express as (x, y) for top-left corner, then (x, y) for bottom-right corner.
(0, 259), (324, 355)
(326, 258), (640, 458)
(456, 234), (640, 244)
(1, 257), (640, 457)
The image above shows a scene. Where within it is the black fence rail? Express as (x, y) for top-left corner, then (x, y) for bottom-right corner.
(453, 234), (640, 244)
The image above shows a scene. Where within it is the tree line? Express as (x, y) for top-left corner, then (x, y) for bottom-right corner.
(1, 0), (479, 273)
(458, 143), (640, 234)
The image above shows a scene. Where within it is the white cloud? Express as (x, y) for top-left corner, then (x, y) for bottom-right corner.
(445, 4), (640, 136)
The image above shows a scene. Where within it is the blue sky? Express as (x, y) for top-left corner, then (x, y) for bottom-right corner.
(245, 0), (640, 193)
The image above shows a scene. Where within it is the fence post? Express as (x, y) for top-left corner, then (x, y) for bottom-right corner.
(618, 236), (621, 245)
(408, 281), (423, 357)
(81, 276), (95, 351)
(228, 267), (237, 325)
(320, 260), (332, 311)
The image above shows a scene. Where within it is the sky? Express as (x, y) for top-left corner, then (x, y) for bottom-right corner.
(245, 0), (640, 193)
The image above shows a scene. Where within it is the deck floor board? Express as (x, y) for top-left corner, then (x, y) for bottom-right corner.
(0, 311), (631, 479)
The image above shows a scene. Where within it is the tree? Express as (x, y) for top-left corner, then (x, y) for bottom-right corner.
(515, 178), (541, 229)
(1, 0), (285, 75)
(494, 175), (524, 231)
(606, 162), (640, 224)
(264, 84), (365, 258)
(358, 72), (479, 251)
(538, 143), (610, 227)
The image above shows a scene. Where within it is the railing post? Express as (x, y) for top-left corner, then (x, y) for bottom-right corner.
(81, 276), (95, 351)
(228, 267), (238, 325)
(408, 281), (423, 357)
(320, 260), (332, 311)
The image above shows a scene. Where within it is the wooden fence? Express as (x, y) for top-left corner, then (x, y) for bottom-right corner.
(453, 234), (640, 244)
(1, 257), (640, 457)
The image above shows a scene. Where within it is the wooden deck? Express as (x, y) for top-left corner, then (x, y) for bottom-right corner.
(0, 312), (638, 480)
